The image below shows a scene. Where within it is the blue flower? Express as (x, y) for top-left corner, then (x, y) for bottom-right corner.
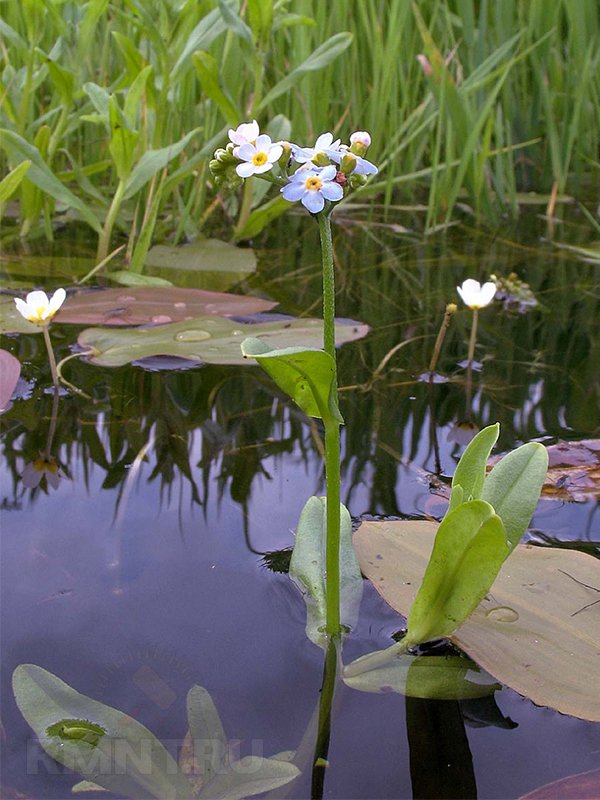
(281, 165), (344, 213)
(291, 133), (342, 165)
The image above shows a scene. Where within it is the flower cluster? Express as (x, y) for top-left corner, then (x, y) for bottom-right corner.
(210, 121), (378, 214)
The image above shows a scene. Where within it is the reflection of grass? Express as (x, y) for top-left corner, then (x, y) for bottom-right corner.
(2, 211), (598, 525)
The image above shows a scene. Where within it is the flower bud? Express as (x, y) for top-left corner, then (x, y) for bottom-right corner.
(349, 173), (368, 189)
(349, 131), (371, 157)
(311, 151), (331, 167)
(340, 152), (357, 175)
(278, 142), (292, 168)
(446, 303), (457, 314)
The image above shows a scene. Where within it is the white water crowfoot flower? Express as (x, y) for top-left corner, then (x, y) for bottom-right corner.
(14, 288), (66, 324)
(457, 279), (496, 310)
(236, 135), (283, 178)
(281, 165), (343, 213)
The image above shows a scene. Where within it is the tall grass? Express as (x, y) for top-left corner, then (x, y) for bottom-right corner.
(1, 0), (599, 254)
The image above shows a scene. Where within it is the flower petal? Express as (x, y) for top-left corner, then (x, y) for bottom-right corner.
(479, 282), (497, 307)
(236, 162), (256, 178)
(320, 165), (337, 181)
(320, 182), (343, 201)
(48, 288), (66, 315)
(302, 191), (325, 213)
(268, 144), (283, 162)
(314, 133), (334, 150)
(254, 134), (272, 151)
(25, 290), (50, 308)
(14, 298), (32, 320)
(353, 156), (378, 175)
(282, 183), (306, 202)
(254, 162), (274, 174)
(237, 143), (256, 161)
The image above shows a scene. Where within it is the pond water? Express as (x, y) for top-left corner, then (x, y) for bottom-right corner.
(1, 207), (599, 799)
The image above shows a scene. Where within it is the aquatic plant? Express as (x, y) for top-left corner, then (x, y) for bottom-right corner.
(13, 288), (65, 391)
(213, 121), (378, 638)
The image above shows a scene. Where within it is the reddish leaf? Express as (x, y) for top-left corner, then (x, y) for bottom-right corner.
(519, 767), (600, 799)
(0, 350), (21, 412)
(55, 287), (277, 326)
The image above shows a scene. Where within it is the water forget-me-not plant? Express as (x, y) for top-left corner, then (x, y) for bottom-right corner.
(211, 123), (378, 643)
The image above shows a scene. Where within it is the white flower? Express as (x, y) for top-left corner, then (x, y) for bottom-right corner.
(21, 457), (61, 490)
(350, 131), (371, 148)
(235, 134), (283, 178)
(292, 132), (342, 165)
(228, 120), (260, 148)
(456, 279), (496, 310)
(14, 288), (66, 324)
(281, 165), (343, 213)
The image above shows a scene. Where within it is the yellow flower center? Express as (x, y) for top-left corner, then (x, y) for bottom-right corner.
(253, 151), (268, 166)
(305, 176), (323, 191)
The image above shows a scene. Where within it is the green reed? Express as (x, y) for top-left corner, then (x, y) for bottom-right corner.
(1, 0), (599, 255)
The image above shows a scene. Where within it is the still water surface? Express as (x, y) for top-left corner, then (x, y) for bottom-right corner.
(1, 209), (599, 798)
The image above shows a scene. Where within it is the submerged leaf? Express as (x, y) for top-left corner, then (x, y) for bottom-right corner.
(78, 316), (368, 367)
(343, 652), (499, 700)
(354, 520), (600, 721)
(289, 497), (363, 648)
(12, 664), (192, 799)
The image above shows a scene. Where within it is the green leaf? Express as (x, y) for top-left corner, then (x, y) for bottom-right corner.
(198, 756), (299, 800)
(481, 442), (548, 551)
(108, 96), (139, 180)
(406, 500), (509, 645)
(124, 64), (153, 127)
(258, 32), (353, 109)
(78, 316), (369, 368)
(46, 58), (75, 105)
(192, 51), (239, 125)
(343, 652), (499, 700)
(218, 0), (253, 44)
(234, 195), (290, 240)
(83, 82), (111, 121)
(288, 497), (363, 649)
(0, 130), (102, 233)
(0, 159), (31, 203)
(108, 270), (173, 287)
(241, 337), (342, 422)
(449, 423), (499, 511)
(247, 0), (274, 41)
(354, 520), (600, 721)
(186, 685), (228, 784)
(12, 664), (193, 799)
(172, 7), (228, 79)
(123, 129), (201, 200)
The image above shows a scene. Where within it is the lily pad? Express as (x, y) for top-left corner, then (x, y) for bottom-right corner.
(0, 295), (40, 334)
(0, 350), (21, 411)
(78, 316), (370, 367)
(354, 519), (600, 721)
(145, 238), (257, 291)
(55, 287), (277, 326)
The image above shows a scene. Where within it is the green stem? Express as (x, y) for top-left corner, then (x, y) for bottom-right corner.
(467, 308), (479, 366)
(97, 179), (126, 262)
(42, 324), (59, 392)
(311, 638), (338, 800)
(318, 211), (336, 362)
(324, 416), (341, 637)
(317, 210), (342, 639)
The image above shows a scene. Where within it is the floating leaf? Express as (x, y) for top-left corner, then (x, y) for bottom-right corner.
(541, 439), (600, 502)
(12, 664), (192, 799)
(78, 316), (369, 367)
(289, 497), (363, 648)
(0, 350), (21, 411)
(354, 520), (600, 721)
(145, 238), (257, 273)
(241, 337), (342, 421)
(343, 653), (499, 700)
(519, 768), (600, 799)
(108, 271), (173, 287)
(56, 287), (276, 326)
(0, 296), (40, 334)
(186, 685), (228, 786)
